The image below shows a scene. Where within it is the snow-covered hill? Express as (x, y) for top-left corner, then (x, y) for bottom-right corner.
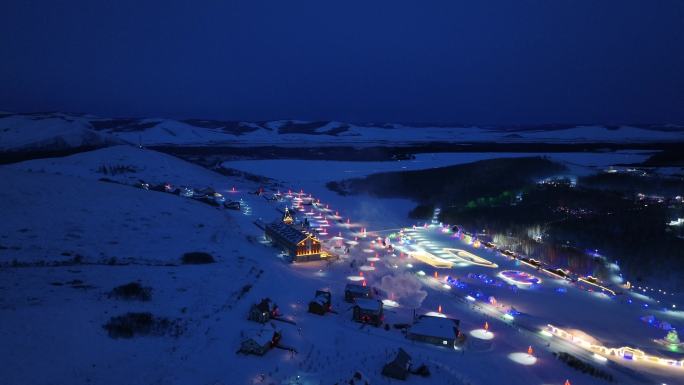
(2, 112), (683, 153)
(0, 112), (123, 152)
(10, 145), (236, 188)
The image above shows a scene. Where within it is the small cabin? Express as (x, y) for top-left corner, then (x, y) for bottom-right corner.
(407, 315), (460, 348)
(308, 290), (332, 315)
(344, 283), (371, 303)
(352, 298), (383, 327)
(238, 328), (282, 356)
(382, 348), (412, 380)
(248, 298), (279, 323)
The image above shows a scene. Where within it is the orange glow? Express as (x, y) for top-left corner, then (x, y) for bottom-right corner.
(527, 346), (534, 356)
(438, 305), (442, 313)
(434, 271), (438, 279)
(484, 321), (489, 331)
(564, 381), (571, 385)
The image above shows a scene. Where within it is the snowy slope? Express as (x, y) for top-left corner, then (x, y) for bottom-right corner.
(10, 145), (239, 189)
(105, 118), (243, 146)
(3, 112), (683, 153)
(0, 168), (234, 264)
(113, 120), (684, 146)
(0, 113), (122, 152)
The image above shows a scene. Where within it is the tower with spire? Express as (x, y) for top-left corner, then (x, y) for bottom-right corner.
(282, 207), (293, 225)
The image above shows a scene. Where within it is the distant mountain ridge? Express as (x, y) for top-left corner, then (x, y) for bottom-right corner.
(1, 111), (683, 153)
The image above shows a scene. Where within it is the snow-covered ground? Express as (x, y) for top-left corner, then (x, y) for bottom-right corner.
(0, 113), (121, 152)
(225, 150), (654, 181)
(10, 145), (241, 189)
(1, 145), (682, 385)
(2, 112), (683, 152)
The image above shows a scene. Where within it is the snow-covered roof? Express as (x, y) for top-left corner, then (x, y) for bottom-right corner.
(345, 283), (370, 295)
(265, 222), (316, 245)
(244, 328), (278, 346)
(388, 348), (411, 368)
(253, 298), (276, 313)
(354, 298), (382, 312)
(312, 293), (329, 305)
(409, 315), (459, 340)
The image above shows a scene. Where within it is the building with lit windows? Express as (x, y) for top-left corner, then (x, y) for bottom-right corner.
(264, 209), (324, 262)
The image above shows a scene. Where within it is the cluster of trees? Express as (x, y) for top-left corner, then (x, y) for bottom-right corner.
(580, 172), (684, 196)
(329, 156), (684, 287)
(328, 156), (565, 206)
(450, 183), (684, 283)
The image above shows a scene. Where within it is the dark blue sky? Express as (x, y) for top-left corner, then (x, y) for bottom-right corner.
(1, 1), (683, 124)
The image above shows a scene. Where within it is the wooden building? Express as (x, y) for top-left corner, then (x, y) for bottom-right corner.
(248, 298), (279, 323)
(407, 315), (460, 348)
(238, 328), (282, 356)
(344, 283), (371, 302)
(264, 221), (323, 263)
(352, 298), (384, 326)
(308, 290), (332, 315)
(382, 348), (412, 380)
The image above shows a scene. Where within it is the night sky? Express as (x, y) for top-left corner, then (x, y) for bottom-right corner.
(2, 1), (683, 124)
